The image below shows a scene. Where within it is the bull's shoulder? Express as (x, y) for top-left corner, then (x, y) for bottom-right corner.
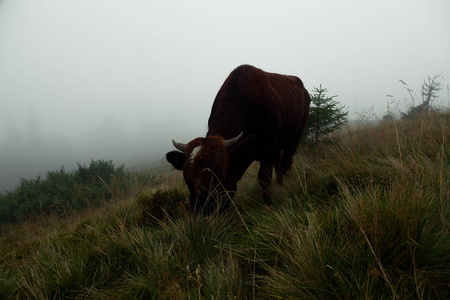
(233, 64), (260, 74)
(230, 65), (267, 83)
(287, 75), (304, 87)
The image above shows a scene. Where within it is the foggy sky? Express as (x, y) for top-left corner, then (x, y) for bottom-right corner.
(1, 0), (449, 192)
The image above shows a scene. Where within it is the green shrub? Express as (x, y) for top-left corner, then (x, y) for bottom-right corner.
(0, 160), (125, 223)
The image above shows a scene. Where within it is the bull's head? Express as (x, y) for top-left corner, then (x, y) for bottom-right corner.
(166, 132), (254, 215)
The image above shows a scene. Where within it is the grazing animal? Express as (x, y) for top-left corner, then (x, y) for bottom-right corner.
(166, 65), (310, 214)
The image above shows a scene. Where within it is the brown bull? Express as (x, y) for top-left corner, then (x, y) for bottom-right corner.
(166, 65), (310, 214)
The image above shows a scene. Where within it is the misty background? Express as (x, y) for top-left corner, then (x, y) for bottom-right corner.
(1, 0), (449, 193)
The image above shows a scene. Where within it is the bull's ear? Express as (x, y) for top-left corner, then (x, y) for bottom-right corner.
(166, 151), (186, 170)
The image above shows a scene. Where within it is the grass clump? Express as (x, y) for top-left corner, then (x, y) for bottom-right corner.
(256, 179), (449, 299)
(137, 189), (187, 226)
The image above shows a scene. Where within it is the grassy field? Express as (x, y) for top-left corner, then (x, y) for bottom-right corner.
(1, 112), (449, 299)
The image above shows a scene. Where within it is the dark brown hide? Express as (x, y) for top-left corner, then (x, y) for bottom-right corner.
(166, 65), (310, 214)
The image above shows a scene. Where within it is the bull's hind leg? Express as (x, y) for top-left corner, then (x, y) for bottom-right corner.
(275, 151), (286, 184)
(258, 161), (274, 205)
(276, 140), (301, 185)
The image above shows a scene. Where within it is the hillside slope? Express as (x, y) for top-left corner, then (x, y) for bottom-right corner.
(1, 113), (449, 299)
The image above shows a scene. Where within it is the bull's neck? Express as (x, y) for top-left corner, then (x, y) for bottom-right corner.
(206, 104), (244, 139)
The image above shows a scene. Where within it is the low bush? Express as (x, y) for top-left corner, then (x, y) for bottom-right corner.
(0, 160), (125, 223)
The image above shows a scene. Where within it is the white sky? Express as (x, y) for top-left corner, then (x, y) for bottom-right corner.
(0, 0), (449, 191)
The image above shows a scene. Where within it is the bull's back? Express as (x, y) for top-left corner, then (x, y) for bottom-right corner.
(208, 65), (309, 153)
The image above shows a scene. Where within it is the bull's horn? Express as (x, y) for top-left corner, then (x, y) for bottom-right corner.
(172, 140), (187, 152)
(224, 132), (243, 148)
